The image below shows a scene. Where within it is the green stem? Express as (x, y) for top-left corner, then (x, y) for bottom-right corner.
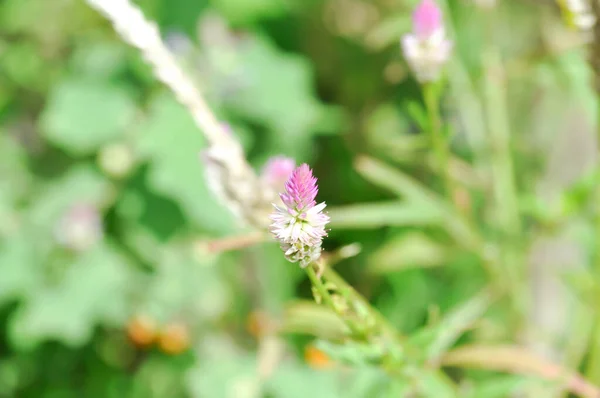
(585, 82), (600, 382)
(323, 268), (407, 346)
(320, 267), (457, 394)
(305, 264), (364, 338)
(482, 45), (526, 326)
(424, 82), (454, 200)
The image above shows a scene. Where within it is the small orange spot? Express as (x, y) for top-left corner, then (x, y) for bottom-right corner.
(246, 311), (271, 338)
(453, 187), (472, 214)
(158, 323), (190, 355)
(127, 315), (157, 347)
(304, 345), (333, 370)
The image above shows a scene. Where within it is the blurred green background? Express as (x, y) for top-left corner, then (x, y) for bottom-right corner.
(2, 0), (600, 396)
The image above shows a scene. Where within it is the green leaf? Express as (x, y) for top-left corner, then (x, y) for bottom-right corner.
(138, 244), (228, 324)
(268, 359), (400, 398)
(1, 42), (48, 90)
(186, 353), (259, 398)
(368, 232), (449, 274)
(0, 133), (31, 206)
(421, 289), (495, 361)
(69, 40), (129, 78)
(229, 36), (328, 157)
(327, 201), (443, 229)
(8, 242), (135, 349)
(40, 78), (137, 154)
(354, 155), (444, 204)
(464, 375), (530, 398)
(134, 93), (235, 234)
(0, 234), (40, 306)
(211, 0), (288, 24)
(280, 300), (347, 340)
(413, 369), (458, 398)
(364, 13), (411, 50)
(27, 165), (113, 232)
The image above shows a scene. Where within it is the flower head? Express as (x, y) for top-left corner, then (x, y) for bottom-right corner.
(401, 0), (452, 83)
(270, 164), (330, 268)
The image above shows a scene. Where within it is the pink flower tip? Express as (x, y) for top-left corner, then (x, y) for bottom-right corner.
(280, 164), (319, 211)
(413, 0), (443, 38)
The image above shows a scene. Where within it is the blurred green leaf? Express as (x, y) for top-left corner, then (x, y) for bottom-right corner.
(0, 234), (40, 307)
(9, 242), (135, 349)
(230, 35), (329, 157)
(0, 133), (31, 206)
(464, 375), (530, 398)
(421, 289), (495, 361)
(27, 165), (112, 232)
(268, 360), (402, 398)
(368, 232), (449, 273)
(328, 201), (442, 229)
(281, 300), (347, 340)
(364, 13), (411, 51)
(186, 353), (259, 398)
(139, 243), (228, 324)
(40, 78), (137, 155)
(134, 93), (235, 234)
(1, 42), (48, 90)
(69, 40), (129, 78)
(211, 0), (288, 24)
(413, 369), (458, 398)
(354, 155), (443, 204)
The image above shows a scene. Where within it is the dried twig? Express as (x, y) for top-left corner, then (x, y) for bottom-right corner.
(86, 0), (273, 227)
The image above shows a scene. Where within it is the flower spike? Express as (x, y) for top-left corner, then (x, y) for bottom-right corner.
(269, 164), (330, 268)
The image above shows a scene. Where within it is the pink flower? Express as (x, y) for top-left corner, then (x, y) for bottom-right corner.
(401, 0), (452, 83)
(270, 164), (330, 268)
(261, 156), (296, 190)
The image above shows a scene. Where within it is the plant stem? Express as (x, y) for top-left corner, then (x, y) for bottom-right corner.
(585, 19), (600, 376)
(482, 43), (526, 327)
(323, 267), (407, 346)
(305, 264), (364, 338)
(442, 345), (600, 398)
(424, 82), (454, 200)
(319, 267), (458, 393)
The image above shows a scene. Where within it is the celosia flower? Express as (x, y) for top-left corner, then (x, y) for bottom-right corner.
(261, 156), (296, 192)
(401, 0), (452, 83)
(270, 164), (330, 268)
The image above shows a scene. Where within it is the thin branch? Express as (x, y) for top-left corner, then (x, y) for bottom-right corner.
(87, 0), (234, 149)
(86, 0), (273, 228)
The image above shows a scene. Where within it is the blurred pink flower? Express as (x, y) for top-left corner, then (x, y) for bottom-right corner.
(261, 156), (296, 191)
(401, 0), (452, 83)
(54, 204), (103, 252)
(270, 164), (329, 268)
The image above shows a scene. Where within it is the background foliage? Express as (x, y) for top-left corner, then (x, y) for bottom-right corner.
(1, 0), (600, 396)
